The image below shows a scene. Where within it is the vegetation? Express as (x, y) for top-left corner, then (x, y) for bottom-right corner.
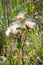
(0, 0), (43, 65)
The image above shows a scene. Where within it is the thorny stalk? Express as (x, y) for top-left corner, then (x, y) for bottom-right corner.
(2, 0), (6, 30)
(21, 34), (24, 65)
(6, 0), (11, 26)
(15, 0), (18, 14)
(37, 0), (41, 32)
(21, 31), (26, 65)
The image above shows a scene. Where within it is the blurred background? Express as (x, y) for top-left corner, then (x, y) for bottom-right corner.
(0, 0), (43, 65)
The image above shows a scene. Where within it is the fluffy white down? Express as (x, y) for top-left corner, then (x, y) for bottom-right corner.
(16, 12), (26, 21)
(5, 23), (21, 36)
(25, 20), (36, 29)
(10, 24), (21, 34)
(6, 27), (11, 36)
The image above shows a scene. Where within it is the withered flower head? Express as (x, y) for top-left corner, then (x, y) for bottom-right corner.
(25, 20), (36, 29)
(15, 12), (28, 22)
(5, 23), (21, 36)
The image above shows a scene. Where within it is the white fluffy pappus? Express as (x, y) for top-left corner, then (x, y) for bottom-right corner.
(5, 23), (21, 36)
(15, 12), (27, 22)
(25, 20), (36, 29)
(6, 27), (11, 36)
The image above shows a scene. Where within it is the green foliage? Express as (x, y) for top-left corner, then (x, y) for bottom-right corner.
(20, 27), (26, 31)
(16, 42), (21, 49)
(0, 2), (2, 14)
(0, 0), (43, 65)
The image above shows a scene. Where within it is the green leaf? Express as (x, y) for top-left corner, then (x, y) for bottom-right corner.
(20, 27), (26, 31)
(16, 42), (21, 49)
